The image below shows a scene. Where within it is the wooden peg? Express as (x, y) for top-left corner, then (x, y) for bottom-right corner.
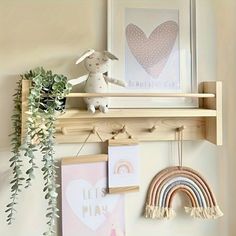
(149, 125), (157, 133)
(61, 127), (68, 135)
(176, 126), (185, 132)
(92, 127), (97, 134)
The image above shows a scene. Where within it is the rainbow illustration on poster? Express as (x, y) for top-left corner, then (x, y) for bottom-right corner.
(144, 166), (223, 219)
(114, 160), (134, 174)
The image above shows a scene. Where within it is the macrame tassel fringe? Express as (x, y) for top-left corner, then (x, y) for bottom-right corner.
(145, 205), (176, 219)
(145, 205), (223, 220)
(185, 206), (224, 219)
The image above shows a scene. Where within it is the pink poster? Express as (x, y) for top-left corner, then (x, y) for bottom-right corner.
(61, 157), (125, 236)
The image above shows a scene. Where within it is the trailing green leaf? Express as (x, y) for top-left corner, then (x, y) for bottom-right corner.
(22, 69), (43, 188)
(7, 67), (72, 236)
(6, 79), (25, 225)
(40, 115), (59, 235)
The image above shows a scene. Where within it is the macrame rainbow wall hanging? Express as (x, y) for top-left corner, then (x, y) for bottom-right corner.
(144, 166), (223, 220)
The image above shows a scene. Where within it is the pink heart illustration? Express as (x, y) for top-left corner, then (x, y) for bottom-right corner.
(66, 178), (120, 231)
(126, 21), (178, 78)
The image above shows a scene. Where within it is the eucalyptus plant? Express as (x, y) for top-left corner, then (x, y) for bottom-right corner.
(6, 67), (72, 236)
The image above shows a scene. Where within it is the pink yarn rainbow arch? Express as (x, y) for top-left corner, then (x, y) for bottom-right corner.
(144, 166), (223, 219)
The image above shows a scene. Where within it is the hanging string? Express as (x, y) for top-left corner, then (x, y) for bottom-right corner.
(95, 129), (104, 143)
(75, 128), (103, 157)
(112, 125), (133, 139)
(177, 126), (184, 168)
(75, 131), (92, 157)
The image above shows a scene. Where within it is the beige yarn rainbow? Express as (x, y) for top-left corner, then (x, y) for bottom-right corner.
(144, 166), (223, 219)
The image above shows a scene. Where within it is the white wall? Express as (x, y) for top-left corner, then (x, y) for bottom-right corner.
(0, 0), (231, 235)
(215, 0), (236, 235)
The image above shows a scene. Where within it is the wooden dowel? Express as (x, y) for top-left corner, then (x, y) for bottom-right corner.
(66, 93), (215, 98)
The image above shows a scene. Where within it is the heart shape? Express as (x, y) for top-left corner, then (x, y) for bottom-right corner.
(66, 178), (120, 231)
(126, 21), (178, 78)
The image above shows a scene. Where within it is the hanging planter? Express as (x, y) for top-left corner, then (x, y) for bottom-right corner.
(6, 67), (72, 236)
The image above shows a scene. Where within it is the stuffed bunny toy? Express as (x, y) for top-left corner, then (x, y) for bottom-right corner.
(69, 49), (126, 113)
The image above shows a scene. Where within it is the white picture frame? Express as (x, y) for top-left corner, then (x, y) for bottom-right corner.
(107, 0), (197, 108)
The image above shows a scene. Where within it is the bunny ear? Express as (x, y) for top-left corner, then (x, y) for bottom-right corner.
(104, 51), (118, 60)
(76, 49), (95, 64)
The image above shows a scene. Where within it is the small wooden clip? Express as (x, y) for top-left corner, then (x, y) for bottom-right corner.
(149, 125), (157, 133)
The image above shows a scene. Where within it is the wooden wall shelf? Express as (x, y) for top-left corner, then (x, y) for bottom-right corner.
(21, 81), (222, 146)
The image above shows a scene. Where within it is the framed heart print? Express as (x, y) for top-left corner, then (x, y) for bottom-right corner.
(61, 155), (125, 236)
(108, 0), (197, 108)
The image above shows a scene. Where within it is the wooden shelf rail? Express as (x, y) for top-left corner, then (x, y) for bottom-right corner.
(66, 93), (215, 98)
